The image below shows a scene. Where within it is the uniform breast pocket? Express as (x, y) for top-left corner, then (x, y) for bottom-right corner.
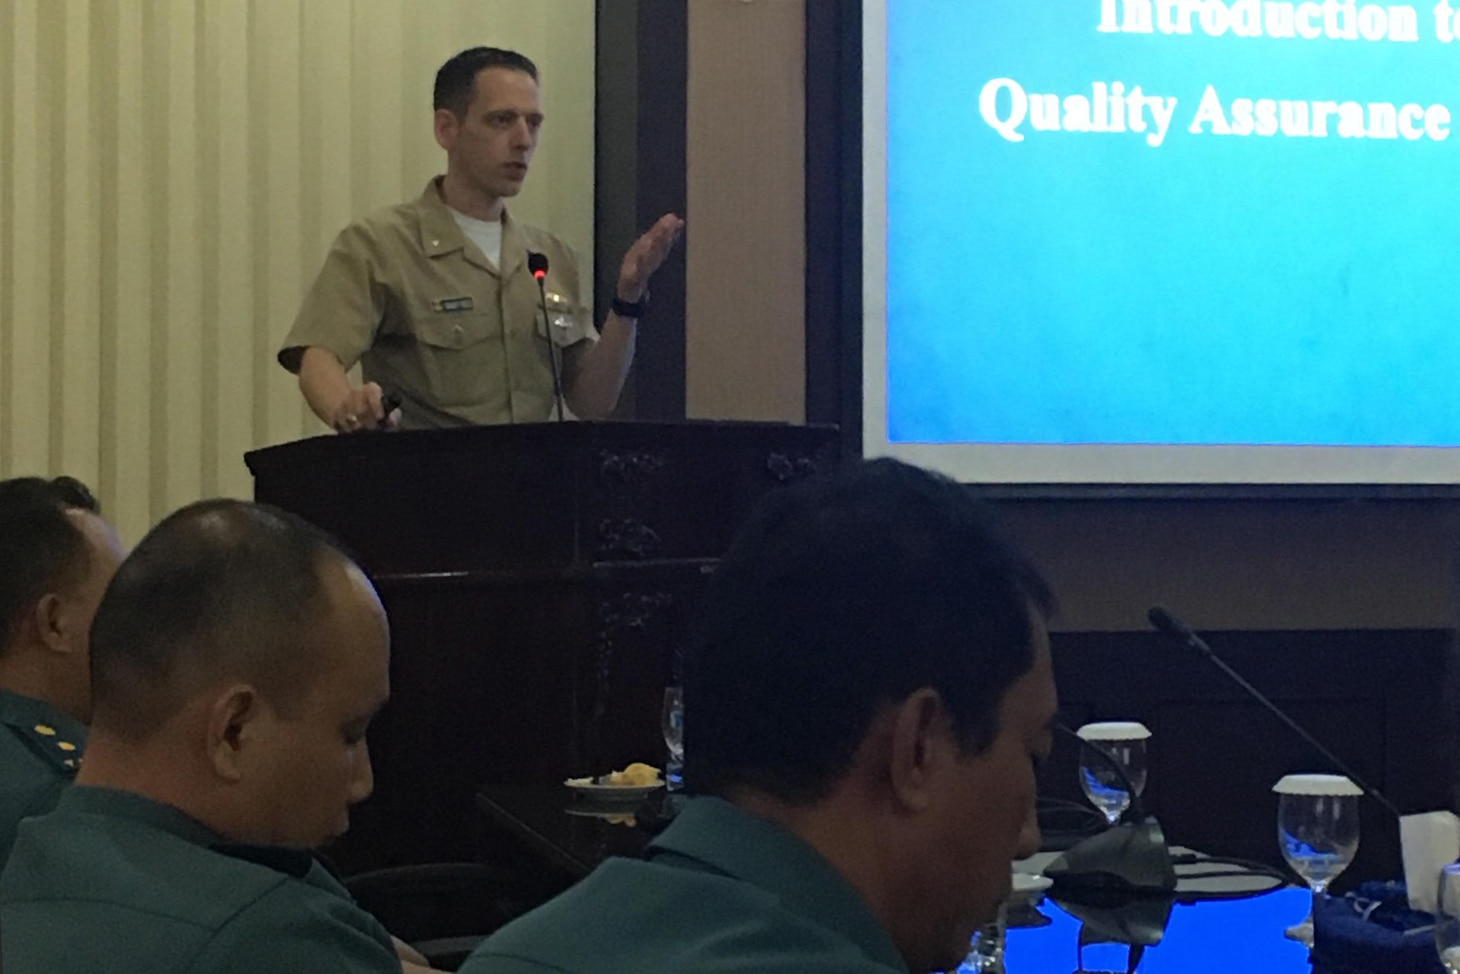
(409, 312), (503, 408)
(536, 293), (593, 348)
(414, 311), (499, 351)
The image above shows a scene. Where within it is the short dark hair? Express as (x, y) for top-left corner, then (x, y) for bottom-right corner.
(683, 458), (1054, 805)
(0, 476), (102, 651)
(433, 47), (539, 117)
(89, 499), (362, 740)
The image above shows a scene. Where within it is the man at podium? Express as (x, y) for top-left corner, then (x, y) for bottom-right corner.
(278, 46), (683, 433)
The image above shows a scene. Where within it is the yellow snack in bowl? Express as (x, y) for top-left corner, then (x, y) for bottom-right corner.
(607, 762), (661, 786)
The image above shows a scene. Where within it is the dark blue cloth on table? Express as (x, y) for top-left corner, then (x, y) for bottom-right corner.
(1311, 881), (1444, 974)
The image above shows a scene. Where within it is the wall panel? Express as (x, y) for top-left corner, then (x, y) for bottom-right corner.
(685, 0), (805, 422)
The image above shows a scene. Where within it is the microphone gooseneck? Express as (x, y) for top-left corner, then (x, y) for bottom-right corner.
(1146, 605), (1401, 820)
(527, 250), (565, 423)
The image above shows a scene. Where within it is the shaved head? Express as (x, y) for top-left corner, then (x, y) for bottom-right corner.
(89, 500), (361, 739)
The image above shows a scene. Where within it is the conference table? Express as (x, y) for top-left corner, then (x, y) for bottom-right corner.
(475, 784), (1320, 973)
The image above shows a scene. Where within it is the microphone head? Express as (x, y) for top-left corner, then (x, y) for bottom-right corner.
(1146, 605), (1186, 639)
(1147, 605), (1214, 657)
(527, 251), (549, 280)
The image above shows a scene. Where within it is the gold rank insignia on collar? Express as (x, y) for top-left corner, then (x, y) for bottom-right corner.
(21, 721), (83, 773)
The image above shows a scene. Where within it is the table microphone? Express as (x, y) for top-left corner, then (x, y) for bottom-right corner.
(1147, 605), (1401, 820)
(527, 250), (565, 422)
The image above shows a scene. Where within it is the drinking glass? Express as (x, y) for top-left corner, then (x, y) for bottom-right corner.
(957, 902), (1007, 974)
(1076, 721), (1151, 826)
(1435, 862), (1460, 971)
(661, 687), (684, 791)
(1274, 773), (1361, 947)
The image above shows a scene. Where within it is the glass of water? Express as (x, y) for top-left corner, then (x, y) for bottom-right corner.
(957, 902), (1007, 974)
(1076, 722), (1151, 826)
(661, 687), (684, 791)
(1274, 774), (1361, 947)
(1436, 862), (1460, 971)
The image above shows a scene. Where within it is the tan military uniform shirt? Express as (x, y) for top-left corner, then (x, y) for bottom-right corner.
(279, 177), (597, 429)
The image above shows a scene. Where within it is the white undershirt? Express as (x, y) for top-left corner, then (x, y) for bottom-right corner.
(450, 208), (503, 268)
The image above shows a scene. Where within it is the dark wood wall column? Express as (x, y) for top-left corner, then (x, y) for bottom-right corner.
(595, 0), (687, 420)
(804, 0), (862, 448)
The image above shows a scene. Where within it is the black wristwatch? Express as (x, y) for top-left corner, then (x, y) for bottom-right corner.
(610, 294), (649, 318)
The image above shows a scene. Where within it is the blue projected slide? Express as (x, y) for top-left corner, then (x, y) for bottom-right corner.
(885, 0), (1460, 450)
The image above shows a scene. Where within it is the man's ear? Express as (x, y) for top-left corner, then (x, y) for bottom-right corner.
(887, 687), (955, 813)
(434, 107), (460, 152)
(206, 684), (265, 783)
(31, 593), (69, 653)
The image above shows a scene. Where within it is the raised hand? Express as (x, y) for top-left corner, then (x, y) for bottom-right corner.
(616, 213), (685, 303)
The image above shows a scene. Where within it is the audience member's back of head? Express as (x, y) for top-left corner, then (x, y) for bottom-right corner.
(466, 460), (1056, 974)
(684, 457), (1054, 804)
(0, 477), (103, 655)
(0, 475), (121, 729)
(2, 499), (400, 974)
(88, 499), (359, 740)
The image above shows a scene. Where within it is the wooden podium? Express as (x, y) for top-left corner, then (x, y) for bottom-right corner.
(245, 421), (839, 870)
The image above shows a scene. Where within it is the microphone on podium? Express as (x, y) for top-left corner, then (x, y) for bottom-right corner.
(527, 250), (565, 422)
(1146, 605), (1401, 820)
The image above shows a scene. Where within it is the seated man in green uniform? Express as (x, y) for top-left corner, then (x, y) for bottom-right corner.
(0, 500), (428, 974)
(461, 458), (1060, 974)
(0, 476), (124, 867)
(279, 46), (684, 432)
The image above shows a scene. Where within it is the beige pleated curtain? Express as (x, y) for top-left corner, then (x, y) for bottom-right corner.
(0, 0), (594, 544)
